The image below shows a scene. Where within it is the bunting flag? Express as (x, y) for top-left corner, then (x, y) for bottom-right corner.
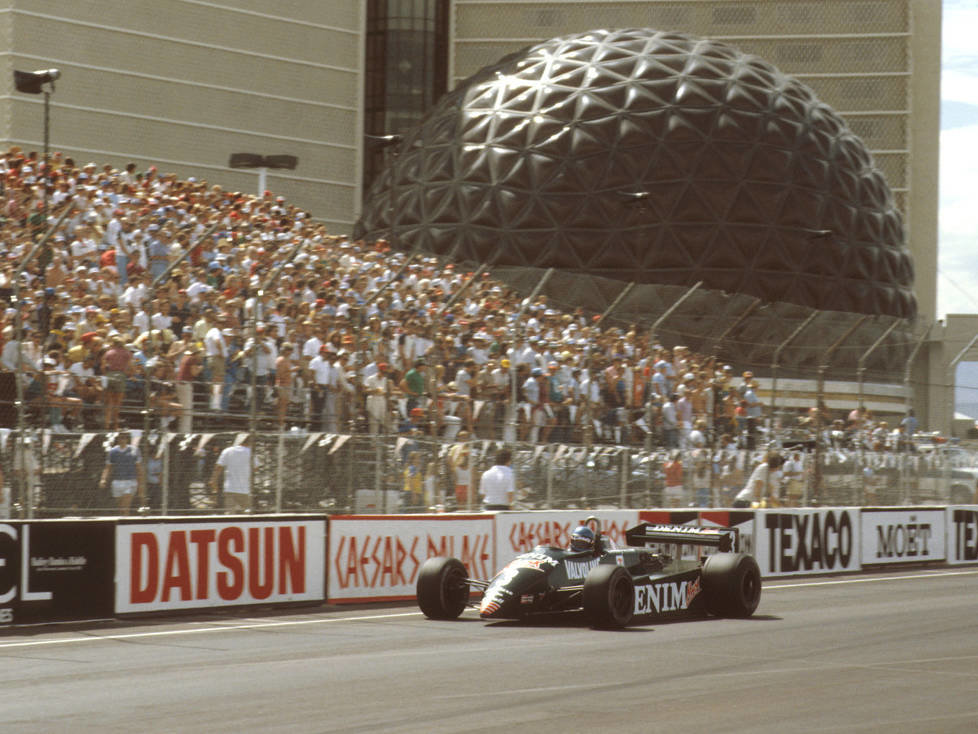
(319, 433), (336, 448)
(553, 444), (567, 462)
(41, 429), (51, 455)
(533, 444), (547, 461)
(197, 434), (215, 455)
(473, 400), (485, 420)
(178, 433), (197, 451)
(158, 432), (176, 458)
(102, 432), (118, 450)
(302, 432), (322, 453)
(395, 437), (409, 456)
(234, 432), (249, 447)
(75, 432), (96, 457)
(329, 434), (350, 454)
(634, 416), (650, 434)
(130, 428), (143, 448)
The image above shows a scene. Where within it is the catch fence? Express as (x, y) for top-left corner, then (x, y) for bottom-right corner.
(2, 429), (973, 518)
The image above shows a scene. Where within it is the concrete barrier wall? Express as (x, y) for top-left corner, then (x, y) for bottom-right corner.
(2, 507), (976, 624)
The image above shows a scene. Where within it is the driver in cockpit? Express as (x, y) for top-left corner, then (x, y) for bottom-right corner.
(568, 525), (596, 554)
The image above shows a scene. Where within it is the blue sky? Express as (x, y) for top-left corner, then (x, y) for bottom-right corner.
(942, 1), (978, 419)
(940, 0), (978, 319)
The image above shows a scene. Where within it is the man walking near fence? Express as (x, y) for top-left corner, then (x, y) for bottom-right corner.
(212, 435), (252, 513)
(479, 449), (515, 511)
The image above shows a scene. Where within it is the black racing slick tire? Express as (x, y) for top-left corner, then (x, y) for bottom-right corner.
(583, 564), (634, 629)
(417, 557), (470, 620)
(701, 552), (761, 618)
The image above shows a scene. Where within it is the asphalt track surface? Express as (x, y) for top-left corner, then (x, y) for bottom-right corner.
(1, 569), (976, 734)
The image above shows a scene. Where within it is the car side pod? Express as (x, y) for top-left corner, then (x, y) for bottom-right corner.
(701, 553), (762, 618)
(417, 557), (470, 620)
(583, 564), (635, 629)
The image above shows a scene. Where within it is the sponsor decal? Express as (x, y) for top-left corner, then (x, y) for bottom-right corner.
(761, 510), (857, 574)
(1, 521), (114, 624)
(116, 520), (324, 613)
(860, 510), (945, 565)
(564, 557), (601, 580)
(634, 577), (701, 615)
(0, 524), (53, 605)
(950, 508), (978, 563)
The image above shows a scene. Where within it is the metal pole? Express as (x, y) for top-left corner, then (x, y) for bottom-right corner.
(812, 316), (869, 504)
(585, 282), (636, 447)
(162, 436), (170, 515)
(13, 203), (75, 516)
(43, 89), (50, 222)
(434, 264), (488, 318)
(645, 283), (703, 453)
(508, 268), (555, 443)
(150, 221), (222, 290)
(710, 298), (761, 356)
(856, 317), (902, 416)
(903, 324), (931, 416)
(257, 167), (267, 198)
(770, 311), (818, 442)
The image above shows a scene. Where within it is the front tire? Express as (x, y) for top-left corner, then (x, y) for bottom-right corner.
(583, 564), (634, 629)
(702, 552), (761, 618)
(417, 557), (469, 619)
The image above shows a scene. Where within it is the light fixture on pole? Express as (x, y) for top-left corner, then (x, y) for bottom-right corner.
(229, 153), (298, 197)
(13, 68), (60, 221)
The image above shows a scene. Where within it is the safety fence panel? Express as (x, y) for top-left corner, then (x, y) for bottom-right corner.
(1, 429), (975, 518)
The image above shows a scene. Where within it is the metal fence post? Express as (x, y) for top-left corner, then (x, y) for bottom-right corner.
(162, 434), (170, 515)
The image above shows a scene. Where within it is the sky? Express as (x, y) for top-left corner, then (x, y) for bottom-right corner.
(939, 0), (978, 319)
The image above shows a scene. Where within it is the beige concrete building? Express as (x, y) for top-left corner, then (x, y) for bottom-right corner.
(1, 0), (363, 232)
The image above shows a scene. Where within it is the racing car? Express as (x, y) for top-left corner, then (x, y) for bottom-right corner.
(416, 517), (760, 628)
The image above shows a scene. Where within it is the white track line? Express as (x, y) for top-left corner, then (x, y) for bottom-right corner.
(765, 569), (978, 589)
(1, 569), (975, 650)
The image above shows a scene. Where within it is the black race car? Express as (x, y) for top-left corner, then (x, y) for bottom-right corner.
(416, 517), (760, 629)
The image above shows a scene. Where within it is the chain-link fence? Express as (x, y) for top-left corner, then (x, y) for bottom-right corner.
(3, 428), (974, 518)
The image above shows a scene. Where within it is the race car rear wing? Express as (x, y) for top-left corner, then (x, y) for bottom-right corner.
(625, 523), (734, 553)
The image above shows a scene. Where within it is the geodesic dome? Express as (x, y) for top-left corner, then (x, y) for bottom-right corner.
(356, 27), (915, 323)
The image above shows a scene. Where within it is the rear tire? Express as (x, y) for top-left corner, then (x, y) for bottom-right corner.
(702, 552), (761, 618)
(583, 564), (634, 629)
(417, 557), (469, 620)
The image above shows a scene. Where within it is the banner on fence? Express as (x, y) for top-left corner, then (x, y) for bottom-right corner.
(328, 514), (494, 602)
(755, 508), (861, 576)
(0, 520), (115, 625)
(860, 508), (946, 566)
(947, 506), (978, 565)
(115, 517), (325, 613)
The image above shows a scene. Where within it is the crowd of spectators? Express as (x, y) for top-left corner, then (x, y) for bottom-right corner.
(0, 148), (924, 459)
